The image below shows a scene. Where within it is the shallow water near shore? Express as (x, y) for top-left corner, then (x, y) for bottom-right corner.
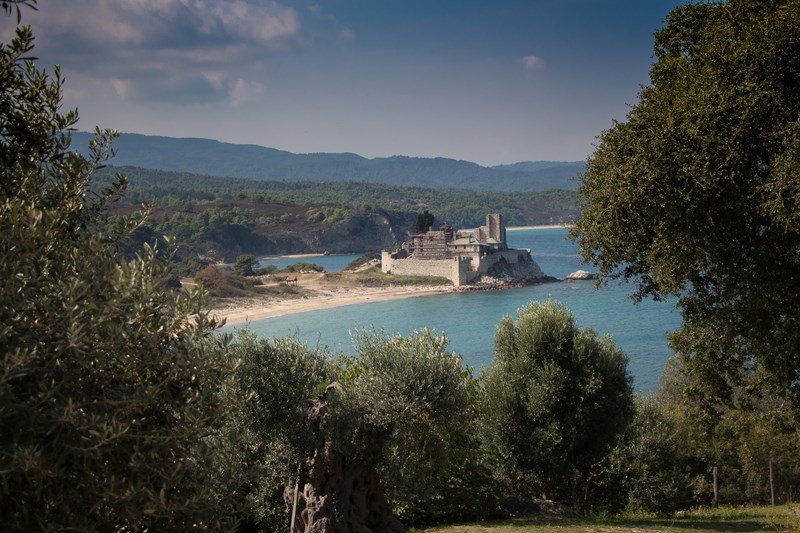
(231, 227), (681, 394)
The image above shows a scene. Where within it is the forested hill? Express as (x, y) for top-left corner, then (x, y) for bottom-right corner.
(70, 132), (584, 192)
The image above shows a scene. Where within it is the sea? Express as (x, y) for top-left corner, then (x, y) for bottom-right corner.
(230, 227), (681, 394)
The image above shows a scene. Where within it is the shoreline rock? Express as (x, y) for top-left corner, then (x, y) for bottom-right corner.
(564, 269), (594, 281)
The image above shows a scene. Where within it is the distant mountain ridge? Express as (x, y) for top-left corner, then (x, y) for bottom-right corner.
(70, 132), (584, 192)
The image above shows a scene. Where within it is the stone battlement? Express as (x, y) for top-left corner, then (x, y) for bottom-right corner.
(381, 213), (546, 286)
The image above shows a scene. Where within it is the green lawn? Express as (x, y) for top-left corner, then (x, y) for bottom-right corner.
(413, 505), (800, 533)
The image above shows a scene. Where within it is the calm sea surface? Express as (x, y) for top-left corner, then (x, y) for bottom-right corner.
(230, 228), (681, 394)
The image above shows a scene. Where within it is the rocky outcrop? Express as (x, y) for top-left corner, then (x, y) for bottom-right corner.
(485, 252), (547, 282)
(285, 384), (404, 533)
(564, 269), (594, 281)
(307, 212), (413, 254)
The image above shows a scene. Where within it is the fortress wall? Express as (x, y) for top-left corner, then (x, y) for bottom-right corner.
(382, 252), (467, 286)
(382, 246), (544, 286)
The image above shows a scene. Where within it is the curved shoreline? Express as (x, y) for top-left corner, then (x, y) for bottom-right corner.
(212, 286), (453, 326)
(213, 226), (570, 326)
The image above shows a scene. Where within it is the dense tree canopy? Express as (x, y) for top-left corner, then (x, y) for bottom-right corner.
(479, 301), (634, 507)
(0, 17), (233, 530)
(571, 0), (800, 400)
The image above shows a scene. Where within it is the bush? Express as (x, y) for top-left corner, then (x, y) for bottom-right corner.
(281, 261), (325, 273)
(213, 332), (330, 530)
(479, 300), (634, 509)
(346, 251), (381, 271)
(329, 329), (492, 525)
(0, 20), (234, 530)
(195, 264), (256, 297)
(605, 396), (699, 514)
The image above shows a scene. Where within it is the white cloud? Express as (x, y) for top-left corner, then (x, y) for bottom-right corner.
(203, 71), (225, 91)
(521, 55), (545, 71)
(30, 1), (301, 53)
(15, 1), (306, 105)
(229, 78), (264, 106)
(209, 1), (300, 45)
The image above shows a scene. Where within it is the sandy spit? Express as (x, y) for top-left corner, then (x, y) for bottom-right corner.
(210, 285), (453, 326)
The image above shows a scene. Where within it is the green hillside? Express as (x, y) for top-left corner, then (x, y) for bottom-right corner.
(71, 132), (584, 192)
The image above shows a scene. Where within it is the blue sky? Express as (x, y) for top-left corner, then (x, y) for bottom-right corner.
(5, 0), (685, 165)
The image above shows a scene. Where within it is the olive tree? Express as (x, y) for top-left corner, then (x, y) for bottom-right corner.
(570, 0), (800, 401)
(605, 396), (699, 515)
(267, 328), (476, 531)
(215, 328), (482, 531)
(208, 332), (330, 531)
(0, 18), (234, 530)
(480, 301), (634, 507)
(347, 329), (494, 525)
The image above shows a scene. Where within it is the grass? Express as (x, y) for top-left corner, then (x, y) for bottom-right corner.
(323, 267), (452, 288)
(412, 505), (800, 533)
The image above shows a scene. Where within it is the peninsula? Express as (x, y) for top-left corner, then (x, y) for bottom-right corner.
(208, 218), (558, 326)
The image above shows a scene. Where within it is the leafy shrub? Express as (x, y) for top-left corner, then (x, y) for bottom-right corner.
(195, 264), (256, 296)
(345, 251), (381, 270)
(480, 300), (634, 509)
(215, 332), (330, 531)
(0, 20), (234, 530)
(281, 262), (324, 273)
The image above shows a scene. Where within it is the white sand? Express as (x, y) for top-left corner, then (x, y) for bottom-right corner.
(210, 285), (452, 326)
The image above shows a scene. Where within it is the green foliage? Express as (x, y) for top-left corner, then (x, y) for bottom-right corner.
(345, 328), (469, 440)
(605, 396), (699, 515)
(0, 21), (233, 530)
(281, 261), (324, 273)
(479, 301), (634, 508)
(94, 165), (578, 229)
(194, 264), (257, 297)
(570, 0), (800, 400)
(415, 209), (435, 232)
(306, 205), (351, 224)
(324, 267), (452, 287)
(215, 332), (330, 531)
(657, 357), (800, 507)
(234, 253), (258, 276)
(345, 251), (381, 270)
(336, 329), (495, 524)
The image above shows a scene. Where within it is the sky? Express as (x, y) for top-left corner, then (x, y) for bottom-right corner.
(3, 0), (685, 166)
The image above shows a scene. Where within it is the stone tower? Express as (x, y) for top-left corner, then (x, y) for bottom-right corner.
(486, 213), (506, 245)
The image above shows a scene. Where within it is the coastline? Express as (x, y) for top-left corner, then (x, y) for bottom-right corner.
(507, 224), (573, 231)
(260, 252), (331, 259)
(213, 225), (569, 326)
(212, 285), (453, 326)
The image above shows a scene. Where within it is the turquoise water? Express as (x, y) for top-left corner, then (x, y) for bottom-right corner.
(231, 228), (681, 394)
(256, 253), (363, 273)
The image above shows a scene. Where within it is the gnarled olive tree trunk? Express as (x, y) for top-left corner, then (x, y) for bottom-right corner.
(285, 384), (404, 533)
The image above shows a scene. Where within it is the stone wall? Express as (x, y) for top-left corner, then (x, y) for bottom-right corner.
(381, 249), (545, 286)
(382, 251), (465, 285)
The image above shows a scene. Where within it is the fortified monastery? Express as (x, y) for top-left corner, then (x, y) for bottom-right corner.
(381, 214), (547, 287)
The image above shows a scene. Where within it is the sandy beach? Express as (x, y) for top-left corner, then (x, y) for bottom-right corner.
(211, 284), (452, 326)
(211, 225), (569, 326)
